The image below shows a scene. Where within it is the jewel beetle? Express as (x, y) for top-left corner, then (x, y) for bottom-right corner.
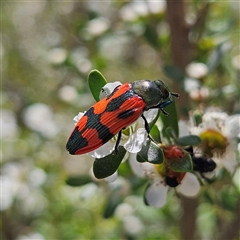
(66, 80), (179, 155)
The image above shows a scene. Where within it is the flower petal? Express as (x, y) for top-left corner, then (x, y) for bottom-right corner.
(124, 128), (147, 153)
(178, 120), (190, 137)
(99, 81), (122, 99)
(88, 141), (115, 158)
(224, 115), (240, 139)
(105, 171), (118, 183)
(233, 167), (240, 193)
(73, 112), (85, 124)
(122, 215), (143, 235)
(217, 145), (238, 173)
(144, 109), (159, 123)
(144, 181), (168, 208)
(177, 172), (200, 197)
(129, 153), (154, 177)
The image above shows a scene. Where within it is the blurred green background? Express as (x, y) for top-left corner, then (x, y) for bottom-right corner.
(2, 1), (240, 239)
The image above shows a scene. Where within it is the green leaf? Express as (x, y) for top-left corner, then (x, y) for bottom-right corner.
(136, 153), (146, 163)
(176, 135), (201, 146)
(137, 139), (164, 164)
(163, 65), (185, 83)
(149, 110), (161, 143)
(165, 127), (177, 140)
(103, 190), (123, 218)
(117, 160), (132, 177)
(88, 69), (107, 102)
(150, 124), (161, 143)
(160, 99), (179, 140)
(191, 110), (203, 126)
(144, 24), (160, 49)
(65, 175), (92, 187)
(166, 150), (193, 172)
(93, 146), (126, 179)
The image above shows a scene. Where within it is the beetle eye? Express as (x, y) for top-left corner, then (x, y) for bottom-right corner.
(159, 85), (170, 99)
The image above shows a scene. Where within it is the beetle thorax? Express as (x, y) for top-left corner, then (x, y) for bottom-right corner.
(131, 80), (169, 109)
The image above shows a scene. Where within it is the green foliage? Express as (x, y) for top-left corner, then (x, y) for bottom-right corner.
(150, 124), (162, 143)
(93, 147), (126, 179)
(160, 99), (179, 139)
(163, 65), (185, 83)
(103, 190), (124, 219)
(88, 69), (107, 102)
(65, 175), (92, 187)
(165, 150), (193, 172)
(137, 139), (164, 164)
(176, 135), (202, 146)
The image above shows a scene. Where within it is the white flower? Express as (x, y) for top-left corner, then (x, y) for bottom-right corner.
(190, 109), (240, 173)
(128, 153), (200, 208)
(23, 103), (59, 137)
(48, 48), (67, 64)
(177, 172), (201, 196)
(144, 181), (168, 208)
(1, 162), (48, 212)
(144, 171), (200, 208)
(186, 62), (208, 79)
(122, 215), (143, 235)
(86, 17), (109, 37)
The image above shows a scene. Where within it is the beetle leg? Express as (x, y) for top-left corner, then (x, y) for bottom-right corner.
(154, 92), (179, 109)
(158, 99), (173, 109)
(148, 100), (171, 115)
(160, 108), (169, 116)
(141, 114), (154, 142)
(114, 130), (122, 153)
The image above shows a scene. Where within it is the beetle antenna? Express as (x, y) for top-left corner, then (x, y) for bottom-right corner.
(170, 92), (180, 98)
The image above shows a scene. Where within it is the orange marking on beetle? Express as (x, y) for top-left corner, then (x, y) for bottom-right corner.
(99, 96), (145, 134)
(92, 98), (109, 115)
(92, 84), (131, 115)
(75, 143), (102, 155)
(78, 128), (103, 152)
(76, 115), (88, 131)
(119, 96), (143, 110)
(109, 84), (131, 99)
(82, 128), (100, 140)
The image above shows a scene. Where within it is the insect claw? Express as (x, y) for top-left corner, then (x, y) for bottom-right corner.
(114, 147), (119, 154)
(160, 108), (169, 116)
(148, 135), (157, 144)
(114, 130), (122, 155)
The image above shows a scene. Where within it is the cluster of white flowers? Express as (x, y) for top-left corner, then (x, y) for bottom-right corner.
(1, 162), (48, 212)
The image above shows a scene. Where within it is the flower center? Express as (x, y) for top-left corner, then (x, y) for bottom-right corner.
(155, 163), (186, 187)
(199, 129), (228, 157)
(162, 145), (185, 159)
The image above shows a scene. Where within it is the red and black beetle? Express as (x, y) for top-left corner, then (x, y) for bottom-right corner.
(66, 80), (179, 155)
